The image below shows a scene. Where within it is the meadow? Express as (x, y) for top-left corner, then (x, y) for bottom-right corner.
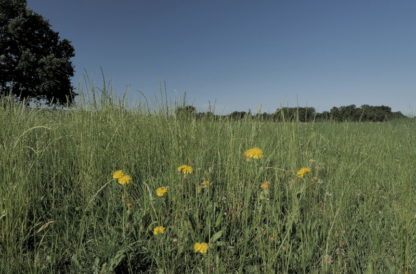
(0, 96), (415, 273)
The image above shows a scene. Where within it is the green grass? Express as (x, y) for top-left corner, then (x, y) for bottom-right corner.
(0, 97), (415, 273)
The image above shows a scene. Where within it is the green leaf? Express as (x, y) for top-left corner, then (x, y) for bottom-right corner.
(188, 214), (197, 231)
(215, 213), (223, 228)
(215, 241), (227, 247)
(210, 230), (223, 244)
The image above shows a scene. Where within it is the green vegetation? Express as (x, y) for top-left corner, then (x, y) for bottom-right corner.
(0, 0), (76, 105)
(190, 105), (405, 122)
(0, 95), (415, 273)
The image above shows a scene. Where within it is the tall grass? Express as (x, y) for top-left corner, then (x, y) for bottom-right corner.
(0, 95), (415, 273)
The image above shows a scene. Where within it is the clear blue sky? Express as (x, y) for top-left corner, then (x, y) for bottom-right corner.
(27, 0), (416, 114)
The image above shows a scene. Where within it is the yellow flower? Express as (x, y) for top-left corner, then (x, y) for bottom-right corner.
(156, 187), (168, 197)
(296, 167), (312, 178)
(118, 174), (132, 185)
(260, 181), (271, 190)
(202, 180), (210, 186)
(193, 242), (209, 254)
(153, 226), (166, 235)
(112, 170), (124, 179)
(177, 165), (193, 174)
(243, 147), (264, 159)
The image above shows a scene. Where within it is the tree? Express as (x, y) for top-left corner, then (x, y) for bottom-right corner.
(275, 107), (316, 122)
(175, 105), (196, 119)
(0, 0), (76, 105)
(338, 105), (358, 121)
(228, 111), (248, 120)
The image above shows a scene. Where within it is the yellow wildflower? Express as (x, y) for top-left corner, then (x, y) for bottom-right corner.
(260, 181), (271, 190)
(202, 180), (210, 186)
(193, 242), (209, 254)
(156, 187), (168, 197)
(118, 174), (132, 185)
(244, 147), (264, 159)
(177, 165), (193, 174)
(153, 226), (166, 235)
(112, 170), (124, 179)
(296, 167), (312, 178)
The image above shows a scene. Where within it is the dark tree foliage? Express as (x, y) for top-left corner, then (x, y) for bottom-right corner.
(329, 105), (405, 122)
(229, 111), (249, 120)
(175, 105), (196, 119)
(0, 0), (76, 105)
(275, 107), (316, 122)
(254, 112), (278, 121)
(177, 104), (405, 122)
(316, 111), (330, 120)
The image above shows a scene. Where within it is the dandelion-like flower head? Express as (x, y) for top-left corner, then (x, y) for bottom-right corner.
(156, 187), (168, 197)
(193, 242), (209, 254)
(244, 147), (264, 159)
(260, 181), (271, 190)
(153, 226), (166, 235)
(177, 165), (193, 174)
(296, 167), (312, 178)
(118, 174), (132, 185)
(112, 170), (125, 179)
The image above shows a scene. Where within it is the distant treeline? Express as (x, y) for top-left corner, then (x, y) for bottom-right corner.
(175, 104), (406, 122)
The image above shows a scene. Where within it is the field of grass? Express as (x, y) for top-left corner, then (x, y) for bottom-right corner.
(0, 97), (415, 273)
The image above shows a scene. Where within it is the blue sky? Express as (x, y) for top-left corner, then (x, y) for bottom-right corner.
(27, 0), (416, 114)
